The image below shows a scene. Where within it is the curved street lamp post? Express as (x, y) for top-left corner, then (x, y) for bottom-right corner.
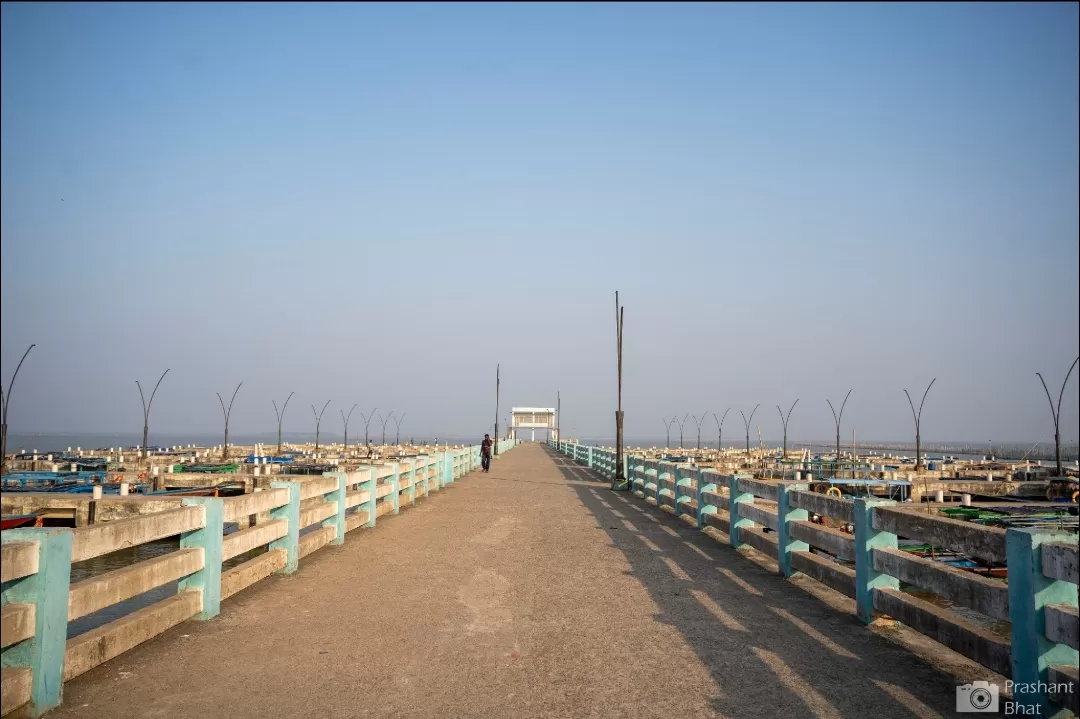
(662, 417), (676, 448)
(272, 392), (294, 456)
(826, 390), (853, 475)
(393, 413), (407, 446)
(691, 411), (709, 450)
(902, 382), (934, 472)
(776, 399), (799, 457)
(217, 382), (243, 460)
(341, 403), (358, 454)
(378, 412), (394, 447)
(1, 344), (36, 475)
(1036, 357), (1078, 477)
(713, 408), (730, 460)
(360, 408), (378, 450)
(136, 369), (170, 461)
(740, 405), (760, 456)
(311, 400), (331, 455)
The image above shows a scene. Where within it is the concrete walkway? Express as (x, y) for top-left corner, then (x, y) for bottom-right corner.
(53, 444), (971, 718)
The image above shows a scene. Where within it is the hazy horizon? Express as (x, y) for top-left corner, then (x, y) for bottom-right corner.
(3, 3), (1078, 444)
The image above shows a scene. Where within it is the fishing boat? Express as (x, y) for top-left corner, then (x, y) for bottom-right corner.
(1, 511), (47, 530)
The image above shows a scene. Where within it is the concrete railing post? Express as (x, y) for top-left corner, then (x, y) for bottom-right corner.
(697, 471), (717, 530)
(322, 471), (347, 545)
(390, 462), (401, 514)
(356, 466), (377, 528)
(419, 455), (432, 493)
(270, 481), (302, 574)
(1007, 528), (1079, 717)
(178, 497), (224, 619)
(1, 528), (72, 717)
(853, 498), (898, 624)
(675, 468), (693, 519)
(657, 465), (670, 507)
(776, 483), (809, 578)
(727, 474), (754, 549)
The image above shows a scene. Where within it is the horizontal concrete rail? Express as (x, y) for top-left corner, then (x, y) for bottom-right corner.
(872, 586), (1012, 677)
(299, 526), (336, 559)
(1041, 541), (1079, 584)
(70, 505), (205, 563)
(738, 502), (778, 531)
(300, 475), (340, 501)
(1044, 604), (1079, 650)
(221, 550), (286, 600)
(702, 510), (730, 535)
(739, 526), (778, 559)
(221, 487), (289, 523)
(345, 490), (372, 508)
(788, 521), (855, 561)
(790, 551), (856, 597)
(1, 667), (31, 717)
(789, 490), (854, 523)
(700, 489), (729, 511)
(344, 510), (373, 533)
(1, 541), (39, 583)
(871, 546), (1009, 622)
(299, 501), (338, 530)
(67, 548), (204, 621)
(1048, 664), (1079, 715)
(222, 520), (287, 561)
(872, 506), (1007, 564)
(64, 590), (204, 682)
(0, 603), (35, 649)
(737, 477), (778, 502)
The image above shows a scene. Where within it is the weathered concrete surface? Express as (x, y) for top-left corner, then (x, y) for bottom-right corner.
(69, 505), (204, 563)
(51, 445), (977, 718)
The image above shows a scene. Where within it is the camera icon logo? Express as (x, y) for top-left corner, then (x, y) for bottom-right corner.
(956, 681), (1000, 713)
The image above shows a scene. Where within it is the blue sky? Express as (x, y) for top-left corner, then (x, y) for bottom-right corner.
(2, 2), (1078, 443)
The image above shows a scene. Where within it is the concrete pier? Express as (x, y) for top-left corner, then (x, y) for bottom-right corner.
(17, 444), (1033, 719)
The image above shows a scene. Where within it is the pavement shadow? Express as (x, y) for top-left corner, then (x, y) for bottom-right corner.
(541, 445), (967, 719)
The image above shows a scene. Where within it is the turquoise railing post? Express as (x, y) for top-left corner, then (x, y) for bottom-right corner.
(322, 471), (347, 545)
(408, 460), (418, 505)
(443, 451), (453, 485)
(1007, 528), (1079, 717)
(853, 498), (898, 624)
(423, 455), (436, 490)
(1, 528), (72, 717)
(776, 483), (809, 578)
(413, 457), (424, 499)
(428, 455), (436, 492)
(675, 467), (693, 519)
(727, 474), (754, 549)
(587, 446), (594, 469)
(178, 496), (224, 619)
(270, 480), (301, 574)
(657, 464), (672, 509)
(697, 470), (717, 530)
(390, 462), (401, 514)
(357, 466), (377, 528)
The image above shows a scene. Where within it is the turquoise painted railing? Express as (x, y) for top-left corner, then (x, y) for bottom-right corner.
(0, 443), (511, 717)
(552, 440), (1079, 717)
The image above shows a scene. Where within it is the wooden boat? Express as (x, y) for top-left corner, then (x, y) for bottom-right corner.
(1, 512), (46, 530)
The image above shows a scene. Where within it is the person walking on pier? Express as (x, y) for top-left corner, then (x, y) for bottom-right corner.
(481, 434), (493, 472)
